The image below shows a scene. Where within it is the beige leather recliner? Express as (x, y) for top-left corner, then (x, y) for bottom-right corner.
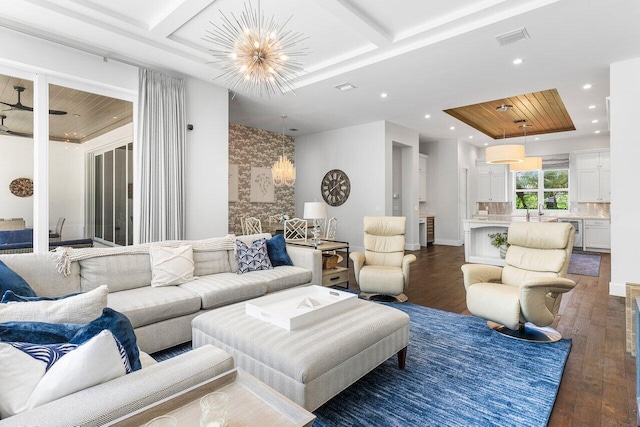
(350, 216), (416, 302)
(461, 222), (576, 342)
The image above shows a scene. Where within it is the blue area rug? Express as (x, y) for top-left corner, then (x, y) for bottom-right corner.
(567, 252), (601, 277)
(313, 303), (571, 427)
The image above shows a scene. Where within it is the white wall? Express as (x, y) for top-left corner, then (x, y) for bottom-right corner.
(422, 139), (461, 245)
(610, 57), (640, 296)
(0, 28), (231, 243)
(295, 121), (386, 253)
(184, 77), (229, 239)
(525, 134), (610, 156)
(0, 135), (85, 240)
(392, 146), (403, 216)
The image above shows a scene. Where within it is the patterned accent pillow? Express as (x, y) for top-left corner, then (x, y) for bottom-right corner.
(0, 330), (129, 418)
(236, 238), (273, 274)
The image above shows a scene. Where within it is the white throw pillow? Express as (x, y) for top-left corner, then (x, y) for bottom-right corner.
(149, 245), (195, 287)
(0, 285), (108, 324)
(27, 330), (127, 410)
(0, 343), (47, 418)
(0, 330), (128, 418)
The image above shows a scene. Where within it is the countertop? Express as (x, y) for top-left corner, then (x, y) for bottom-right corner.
(469, 214), (610, 222)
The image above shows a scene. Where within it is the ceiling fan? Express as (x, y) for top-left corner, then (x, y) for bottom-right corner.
(0, 115), (33, 138)
(0, 86), (67, 115)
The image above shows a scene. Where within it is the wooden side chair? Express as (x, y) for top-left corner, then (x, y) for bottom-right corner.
(284, 218), (307, 241)
(325, 217), (338, 240)
(244, 217), (262, 235)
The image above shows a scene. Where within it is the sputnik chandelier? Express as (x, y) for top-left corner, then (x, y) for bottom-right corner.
(203, 0), (308, 97)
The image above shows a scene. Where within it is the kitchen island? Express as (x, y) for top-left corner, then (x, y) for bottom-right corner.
(464, 216), (559, 266)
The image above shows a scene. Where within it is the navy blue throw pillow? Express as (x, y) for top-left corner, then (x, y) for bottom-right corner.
(1, 290), (80, 303)
(0, 260), (36, 298)
(0, 307), (141, 371)
(265, 234), (293, 267)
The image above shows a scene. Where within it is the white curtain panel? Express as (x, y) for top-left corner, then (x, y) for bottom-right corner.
(137, 69), (187, 243)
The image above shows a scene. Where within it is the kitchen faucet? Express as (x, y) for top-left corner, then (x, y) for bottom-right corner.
(538, 203), (544, 216)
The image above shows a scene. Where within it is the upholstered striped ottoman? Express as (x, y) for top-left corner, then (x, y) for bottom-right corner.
(192, 293), (409, 411)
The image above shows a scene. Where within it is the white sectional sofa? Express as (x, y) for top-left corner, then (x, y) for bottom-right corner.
(0, 232), (321, 353)
(0, 233), (321, 425)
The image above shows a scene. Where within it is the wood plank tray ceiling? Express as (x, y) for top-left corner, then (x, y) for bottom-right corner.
(444, 89), (575, 139)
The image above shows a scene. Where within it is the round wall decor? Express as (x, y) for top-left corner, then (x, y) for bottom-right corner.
(321, 169), (351, 206)
(9, 178), (34, 198)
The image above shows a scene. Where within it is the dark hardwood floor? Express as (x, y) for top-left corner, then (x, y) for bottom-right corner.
(344, 244), (635, 426)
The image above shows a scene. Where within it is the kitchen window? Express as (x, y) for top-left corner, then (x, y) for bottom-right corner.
(514, 169), (569, 211)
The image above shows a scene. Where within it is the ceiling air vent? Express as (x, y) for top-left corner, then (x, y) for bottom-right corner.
(334, 82), (357, 91)
(495, 27), (530, 46)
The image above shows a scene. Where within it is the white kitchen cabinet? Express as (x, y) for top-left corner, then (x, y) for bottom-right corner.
(576, 150), (610, 202)
(477, 162), (507, 202)
(584, 219), (611, 251)
(419, 155), (428, 202)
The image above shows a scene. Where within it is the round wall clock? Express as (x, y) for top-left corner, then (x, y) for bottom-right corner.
(321, 169), (350, 206)
(9, 178), (33, 198)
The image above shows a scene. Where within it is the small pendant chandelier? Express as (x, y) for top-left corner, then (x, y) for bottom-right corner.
(510, 122), (542, 171)
(486, 104), (525, 164)
(272, 115), (296, 187)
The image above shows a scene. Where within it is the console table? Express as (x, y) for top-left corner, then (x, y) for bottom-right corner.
(286, 240), (350, 288)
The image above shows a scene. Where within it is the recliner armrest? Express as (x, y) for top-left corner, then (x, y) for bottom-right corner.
(402, 254), (416, 290)
(461, 264), (503, 290)
(349, 252), (365, 285)
(519, 277), (576, 327)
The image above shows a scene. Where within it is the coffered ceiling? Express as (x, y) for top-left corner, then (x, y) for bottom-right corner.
(1, 0), (639, 147)
(444, 89), (575, 139)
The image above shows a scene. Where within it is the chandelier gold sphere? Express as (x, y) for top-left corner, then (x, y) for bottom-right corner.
(204, 0), (308, 97)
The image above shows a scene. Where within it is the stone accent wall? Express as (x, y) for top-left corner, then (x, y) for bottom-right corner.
(228, 123), (295, 235)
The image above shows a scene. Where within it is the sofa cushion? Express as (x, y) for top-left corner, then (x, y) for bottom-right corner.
(107, 286), (201, 328)
(0, 253), (81, 298)
(149, 245), (195, 287)
(0, 285), (108, 324)
(0, 260), (36, 298)
(193, 250), (232, 276)
(179, 273), (267, 310)
(80, 253), (152, 293)
(249, 266), (312, 293)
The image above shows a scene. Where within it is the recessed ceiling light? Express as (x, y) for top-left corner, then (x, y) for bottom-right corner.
(595, 130), (601, 134)
(380, 93), (388, 98)
(334, 82), (356, 91)
(592, 119), (598, 123)
(113, 116), (118, 119)
(483, 143), (489, 146)
(449, 126), (455, 130)
(534, 137), (540, 141)
(583, 84), (592, 89)
(424, 114), (431, 119)
(469, 136), (473, 139)
(512, 58), (524, 65)
(588, 105), (596, 109)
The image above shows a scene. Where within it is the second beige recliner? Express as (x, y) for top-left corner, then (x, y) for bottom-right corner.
(350, 216), (416, 302)
(461, 222), (576, 342)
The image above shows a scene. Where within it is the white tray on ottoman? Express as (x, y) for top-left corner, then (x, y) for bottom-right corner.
(192, 287), (410, 412)
(245, 285), (357, 330)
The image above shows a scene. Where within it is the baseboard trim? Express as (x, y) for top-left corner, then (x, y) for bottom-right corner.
(609, 281), (626, 297)
(406, 243), (420, 251)
(434, 239), (462, 246)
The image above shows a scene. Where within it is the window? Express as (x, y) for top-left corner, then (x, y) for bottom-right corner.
(514, 169), (569, 211)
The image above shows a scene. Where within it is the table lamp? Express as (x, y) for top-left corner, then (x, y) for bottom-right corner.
(303, 201), (327, 248)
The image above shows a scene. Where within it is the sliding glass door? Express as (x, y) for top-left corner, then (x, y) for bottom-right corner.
(93, 142), (133, 246)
